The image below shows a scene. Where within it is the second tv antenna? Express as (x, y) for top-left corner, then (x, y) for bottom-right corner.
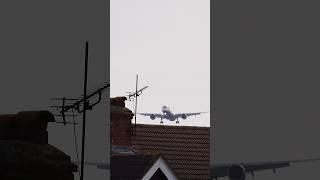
(127, 74), (148, 136)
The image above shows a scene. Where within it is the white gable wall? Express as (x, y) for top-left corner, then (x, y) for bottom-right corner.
(142, 157), (178, 180)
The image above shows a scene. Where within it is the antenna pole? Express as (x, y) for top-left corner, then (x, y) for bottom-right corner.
(134, 74), (138, 136)
(80, 41), (89, 180)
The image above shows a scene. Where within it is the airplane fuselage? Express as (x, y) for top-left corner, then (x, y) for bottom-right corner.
(162, 105), (176, 121)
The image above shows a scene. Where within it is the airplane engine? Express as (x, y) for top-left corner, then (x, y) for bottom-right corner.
(181, 114), (187, 119)
(150, 114), (156, 120)
(228, 164), (246, 180)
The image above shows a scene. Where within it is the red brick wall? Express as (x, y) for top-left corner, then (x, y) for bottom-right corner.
(110, 97), (133, 146)
(111, 113), (132, 145)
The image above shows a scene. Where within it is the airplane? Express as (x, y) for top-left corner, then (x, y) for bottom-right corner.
(138, 105), (207, 124)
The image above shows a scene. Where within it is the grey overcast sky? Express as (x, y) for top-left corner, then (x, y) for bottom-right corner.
(0, 0), (109, 179)
(110, 0), (210, 127)
(213, 1), (320, 180)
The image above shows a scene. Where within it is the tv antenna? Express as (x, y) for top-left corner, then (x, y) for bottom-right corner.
(127, 85), (148, 101)
(50, 41), (109, 180)
(127, 74), (148, 136)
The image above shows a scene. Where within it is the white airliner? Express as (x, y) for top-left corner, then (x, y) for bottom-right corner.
(138, 105), (207, 124)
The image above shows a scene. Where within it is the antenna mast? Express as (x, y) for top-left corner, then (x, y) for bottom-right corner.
(134, 74), (138, 136)
(126, 74), (148, 136)
(80, 41), (89, 180)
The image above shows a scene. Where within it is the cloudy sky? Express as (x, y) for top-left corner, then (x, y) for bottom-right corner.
(110, 0), (210, 127)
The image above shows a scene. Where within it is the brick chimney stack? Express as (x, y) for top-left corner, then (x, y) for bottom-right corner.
(110, 97), (134, 146)
(0, 110), (77, 179)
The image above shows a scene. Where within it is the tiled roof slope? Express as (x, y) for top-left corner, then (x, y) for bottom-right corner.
(111, 153), (160, 180)
(132, 124), (210, 180)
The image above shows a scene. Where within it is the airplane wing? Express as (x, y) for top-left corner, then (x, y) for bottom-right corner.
(138, 113), (163, 118)
(175, 112), (207, 118)
(211, 157), (320, 179)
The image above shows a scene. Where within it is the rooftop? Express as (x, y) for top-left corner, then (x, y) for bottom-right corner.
(132, 124), (210, 180)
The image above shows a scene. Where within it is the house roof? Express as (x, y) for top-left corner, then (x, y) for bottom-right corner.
(111, 153), (160, 180)
(132, 124), (210, 180)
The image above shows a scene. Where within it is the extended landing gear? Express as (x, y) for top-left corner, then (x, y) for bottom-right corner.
(175, 118), (179, 124)
(160, 119), (163, 124)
